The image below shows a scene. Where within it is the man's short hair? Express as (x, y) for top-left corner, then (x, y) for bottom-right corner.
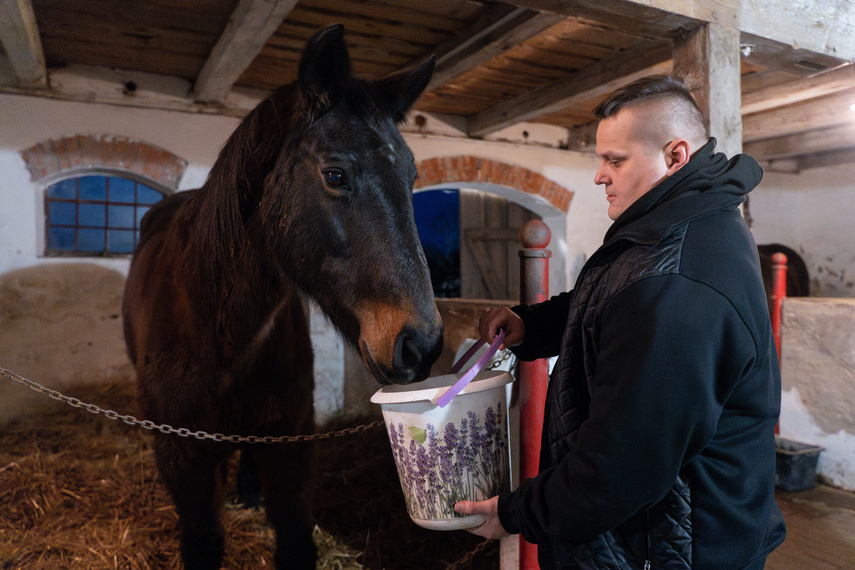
(592, 75), (707, 147)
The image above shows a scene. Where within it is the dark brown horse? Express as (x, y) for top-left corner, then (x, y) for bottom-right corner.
(122, 25), (443, 569)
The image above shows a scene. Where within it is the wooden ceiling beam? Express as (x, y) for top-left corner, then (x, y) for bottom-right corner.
(193, 0), (298, 103)
(743, 87), (855, 142)
(504, 0), (694, 39)
(742, 63), (855, 115)
(509, 0), (855, 61)
(745, 123), (855, 161)
(427, 5), (564, 90)
(467, 42), (671, 137)
(0, 0), (46, 87)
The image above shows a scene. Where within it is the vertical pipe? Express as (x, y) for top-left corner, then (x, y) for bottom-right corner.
(770, 253), (787, 435)
(518, 220), (551, 569)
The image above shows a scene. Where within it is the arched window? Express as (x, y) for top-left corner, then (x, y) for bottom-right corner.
(44, 173), (166, 256)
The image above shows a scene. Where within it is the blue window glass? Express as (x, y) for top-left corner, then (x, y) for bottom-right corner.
(78, 228), (105, 252)
(49, 179), (77, 199)
(79, 203), (106, 227)
(136, 206), (150, 226)
(110, 177), (136, 203)
(108, 230), (135, 253)
(79, 176), (107, 201)
(49, 201), (77, 225)
(138, 185), (163, 204)
(49, 227), (76, 250)
(45, 174), (166, 256)
(109, 204), (135, 228)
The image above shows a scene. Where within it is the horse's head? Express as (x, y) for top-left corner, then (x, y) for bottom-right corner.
(251, 25), (443, 385)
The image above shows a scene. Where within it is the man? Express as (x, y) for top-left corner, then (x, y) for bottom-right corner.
(455, 75), (786, 569)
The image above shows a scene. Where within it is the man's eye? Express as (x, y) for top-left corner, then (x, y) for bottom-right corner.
(323, 168), (345, 187)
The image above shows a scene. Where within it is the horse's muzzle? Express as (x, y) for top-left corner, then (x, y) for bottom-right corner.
(362, 323), (444, 385)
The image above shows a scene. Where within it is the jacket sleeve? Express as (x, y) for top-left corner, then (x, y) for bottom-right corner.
(498, 273), (759, 543)
(509, 290), (574, 361)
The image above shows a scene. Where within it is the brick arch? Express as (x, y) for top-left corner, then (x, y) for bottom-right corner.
(21, 134), (187, 191)
(414, 155), (573, 213)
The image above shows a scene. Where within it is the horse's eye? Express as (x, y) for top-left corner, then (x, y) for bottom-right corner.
(323, 168), (345, 188)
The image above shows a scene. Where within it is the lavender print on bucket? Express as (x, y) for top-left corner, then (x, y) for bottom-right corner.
(371, 370), (513, 530)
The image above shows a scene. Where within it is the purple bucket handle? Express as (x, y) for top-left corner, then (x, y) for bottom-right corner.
(436, 329), (506, 408)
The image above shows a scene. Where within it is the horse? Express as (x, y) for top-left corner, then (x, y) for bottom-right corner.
(122, 24), (443, 569)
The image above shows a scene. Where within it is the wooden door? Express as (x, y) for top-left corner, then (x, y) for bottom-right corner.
(459, 189), (539, 301)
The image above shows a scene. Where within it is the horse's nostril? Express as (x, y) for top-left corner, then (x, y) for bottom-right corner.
(399, 335), (422, 369)
(391, 325), (443, 383)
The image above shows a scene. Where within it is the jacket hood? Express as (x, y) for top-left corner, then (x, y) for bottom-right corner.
(602, 138), (763, 246)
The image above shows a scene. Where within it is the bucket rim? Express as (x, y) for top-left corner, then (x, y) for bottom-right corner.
(370, 369), (512, 405)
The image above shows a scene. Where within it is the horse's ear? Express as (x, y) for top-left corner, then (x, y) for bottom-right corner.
(299, 24), (351, 117)
(378, 56), (435, 122)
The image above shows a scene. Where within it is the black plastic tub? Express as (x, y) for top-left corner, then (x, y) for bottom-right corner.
(775, 436), (824, 492)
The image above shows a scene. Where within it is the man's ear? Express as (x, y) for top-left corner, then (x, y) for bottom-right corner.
(664, 138), (691, 175)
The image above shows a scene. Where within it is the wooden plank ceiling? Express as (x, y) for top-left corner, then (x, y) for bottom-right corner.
(1, 0), (854, 173)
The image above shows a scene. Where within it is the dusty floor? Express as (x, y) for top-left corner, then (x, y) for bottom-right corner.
(0, 380), (497, 569)
(767, 485), (855, 569)
(1, 378), (853, 569)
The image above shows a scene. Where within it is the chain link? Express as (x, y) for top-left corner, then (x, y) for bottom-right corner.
(1, 347), (515, 444)
(447, 539), (496, 570)
(0, 365), (383, 443)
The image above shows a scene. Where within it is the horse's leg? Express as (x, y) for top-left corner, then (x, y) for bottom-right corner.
(253, 440), (317, 569)
(237, 447), (262, 508)
(153, 435), (230, 570)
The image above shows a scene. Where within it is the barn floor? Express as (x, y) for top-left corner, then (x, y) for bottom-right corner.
(767, 485), (855, 569)
(1, 379), (853, 569)
(0, 380), (496, 569)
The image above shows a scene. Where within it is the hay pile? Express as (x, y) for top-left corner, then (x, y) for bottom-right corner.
(0, 381), (497, 569)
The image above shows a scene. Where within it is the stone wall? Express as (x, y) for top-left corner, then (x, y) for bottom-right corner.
(0, 263), (135, 424)
(780, 298), (855, 490)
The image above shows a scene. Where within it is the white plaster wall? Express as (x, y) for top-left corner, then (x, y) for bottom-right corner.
(749, 163), (855, 297)
(0, 93), (239, 277)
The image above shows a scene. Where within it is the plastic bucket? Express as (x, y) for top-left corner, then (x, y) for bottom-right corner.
(370, 369), (514, 530)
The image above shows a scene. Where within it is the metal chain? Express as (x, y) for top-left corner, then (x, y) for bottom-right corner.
(1, 348), (514, 444)
(485, 348), (514, 370)
(447, 539), (496, 570)
(0, 365), (383, 443)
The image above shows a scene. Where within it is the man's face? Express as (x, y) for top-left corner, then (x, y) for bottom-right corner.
(594, 107), (669, 221)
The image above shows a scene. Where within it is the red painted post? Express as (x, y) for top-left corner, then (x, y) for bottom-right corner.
(770, 253), (787, 361)
(770, 252), (787, 435)
(518, 220), (551, 569)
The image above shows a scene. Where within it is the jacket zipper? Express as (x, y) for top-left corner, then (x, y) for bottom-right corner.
(644, 509), (652, 570)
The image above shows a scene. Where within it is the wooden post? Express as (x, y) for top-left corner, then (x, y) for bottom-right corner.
(672, 23), (743, 157)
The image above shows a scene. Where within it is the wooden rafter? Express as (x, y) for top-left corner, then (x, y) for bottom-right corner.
(193, 0), (298, 103)
(428, 5), (564, 90)
(0, 0), (46, 87)
(467, 42), (672, 137)
(508, 0), (855, 61)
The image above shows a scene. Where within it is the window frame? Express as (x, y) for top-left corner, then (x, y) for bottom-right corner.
(41, 167), (171, 258)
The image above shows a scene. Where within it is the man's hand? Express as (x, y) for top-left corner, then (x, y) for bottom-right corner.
(478, 307), (524, 350)
(454, 496), (511, 539)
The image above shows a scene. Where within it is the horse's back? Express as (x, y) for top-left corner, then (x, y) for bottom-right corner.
(123, 190), (196, 371)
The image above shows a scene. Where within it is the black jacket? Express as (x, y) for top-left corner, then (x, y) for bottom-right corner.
(498, 140), (786, 569)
